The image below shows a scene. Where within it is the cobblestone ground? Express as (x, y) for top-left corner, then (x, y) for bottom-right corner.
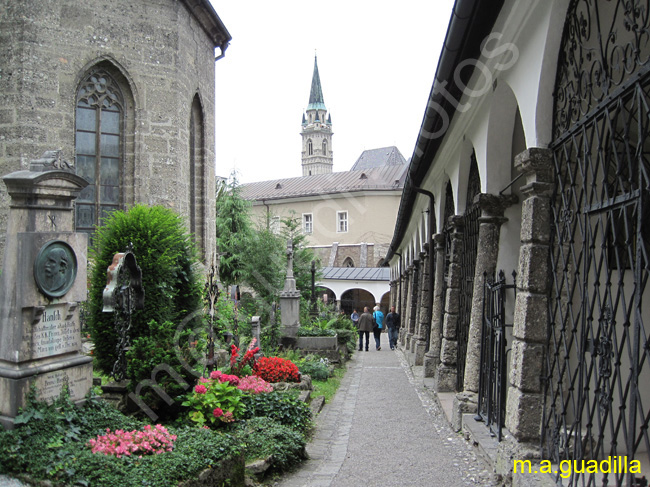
(272, 333), (501, 487)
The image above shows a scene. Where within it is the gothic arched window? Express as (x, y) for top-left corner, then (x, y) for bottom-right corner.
(189, 94), (205, 254)
(343, 257), (354, 268)
(308, 139), (313, 156)
(322, 139), (328, 155)
(75, 68), (124, 234)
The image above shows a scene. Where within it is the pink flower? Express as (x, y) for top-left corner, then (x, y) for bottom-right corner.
(198, 377), (210, 383)
(194, 384), (207, 394)
(213, 407), (224, 418)
(210, 370), (222, 379)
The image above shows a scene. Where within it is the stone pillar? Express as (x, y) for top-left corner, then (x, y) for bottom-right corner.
(405, 259), (420, 351)
(453, 193), (515, 430)
(413, 244), (431, 365)
(0, 162), (92, 429)
(399, 266), (412, 346)
(497, 148), (553, 480)
(280, 240), (301, 345)
(435, 216), (464, 392)
(409, 251), (426, 354)
(389, 280), (397, 308)
(424, 234), (445, 377)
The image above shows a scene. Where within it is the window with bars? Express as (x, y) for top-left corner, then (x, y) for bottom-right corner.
(337, 211), (348, 233)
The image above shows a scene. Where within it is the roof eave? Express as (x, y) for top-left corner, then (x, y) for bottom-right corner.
(180, 0), (232, 52)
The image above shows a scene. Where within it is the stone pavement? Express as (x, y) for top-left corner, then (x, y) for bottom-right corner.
(273, 333), (500, 487)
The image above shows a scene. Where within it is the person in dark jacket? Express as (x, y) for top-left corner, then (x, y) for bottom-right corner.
(357, 307), (373, 352)
(385, 305), (401, 350)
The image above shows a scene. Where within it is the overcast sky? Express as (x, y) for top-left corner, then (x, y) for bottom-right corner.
(210, 1), (455, 184)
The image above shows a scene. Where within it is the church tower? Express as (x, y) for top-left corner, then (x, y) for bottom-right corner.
(301, 56), (333, 176)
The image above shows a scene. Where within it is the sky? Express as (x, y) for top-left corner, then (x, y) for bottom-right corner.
(210, 1), (456, 184)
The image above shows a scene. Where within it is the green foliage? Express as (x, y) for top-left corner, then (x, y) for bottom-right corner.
(236, 417), (306, 470)
(182, 378), (246, 428)
(296, 355), (332, 381)
(240, 391), (312, 436)
(296, 327), (336, 337)
(87, 204), (203, 380)
(216, 172), (253, 287)
(0, 390), (244, 486)
(126, 319), (205, 411)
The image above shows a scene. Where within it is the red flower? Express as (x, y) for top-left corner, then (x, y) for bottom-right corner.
(253, 357), (300, 383)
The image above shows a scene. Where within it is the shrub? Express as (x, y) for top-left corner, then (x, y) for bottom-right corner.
(88, 424), (176, 457)
(236, 417), (306, 470)
(224, 341), (260, 377)
(297, 356), (331, 381)
(253, 357), (300, 383)
(87, 205), (203, 381)
(182, 375), (246, 428)
(240, 391), (312, 435)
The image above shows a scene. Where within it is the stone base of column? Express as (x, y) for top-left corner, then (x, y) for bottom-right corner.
(398, 328), (406, 346)
(414, 338), (427, 366)
(451, 391), (477, 432)
(404, 332), (414, 351)
(495, 435), (545, 487)
(423, 352), (438, 378)
(435, 363), (456, 392)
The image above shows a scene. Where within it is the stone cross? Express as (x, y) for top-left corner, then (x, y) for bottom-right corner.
(286, 239), (294, 279)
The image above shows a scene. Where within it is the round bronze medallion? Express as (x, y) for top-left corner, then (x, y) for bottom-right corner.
(33, 240), (77, 299)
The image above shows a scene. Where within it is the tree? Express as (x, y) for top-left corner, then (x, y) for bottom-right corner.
(215, 172), (253, 287)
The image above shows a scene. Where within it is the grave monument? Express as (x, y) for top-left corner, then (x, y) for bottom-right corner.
(279, 239), (301, 343)
(0, 152), (92, 429)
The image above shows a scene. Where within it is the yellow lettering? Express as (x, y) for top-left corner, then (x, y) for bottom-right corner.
(586, 460), (598, 474)
(514, 460), (532, 474)
(630, 460), (641, 474)
(560, 461), (572, 479)
(539, 460), (552, 474)
(600, 457), (611, 473)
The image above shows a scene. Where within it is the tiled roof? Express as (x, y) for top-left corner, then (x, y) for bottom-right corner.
(241, 163), (407, 201)
(321, 266), (390, 281)
(350, 146), (407, 171)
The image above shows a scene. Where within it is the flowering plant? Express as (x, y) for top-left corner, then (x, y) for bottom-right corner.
(253, 357), (301, 383)
(182, 375), (245, 428)
(237, 375), (273, 394)
(225, 339), (260, 377)
(87, 424), (176, 458)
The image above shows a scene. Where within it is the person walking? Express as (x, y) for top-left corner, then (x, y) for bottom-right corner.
(385, 305), (401, 350)
(372, 306), (384, 351)
(357, 307), (373, 352)
(350, 309), (359, 328)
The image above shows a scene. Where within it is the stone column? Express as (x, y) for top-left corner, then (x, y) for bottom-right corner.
(453, 193), (515, 430)
(424, 234), (445, 377)
(409, 251), (426, 354)
(405, 259), (420, 351)
(497, 148), (553, 480)
(0, 162), (92, 429)
(435, 216), (464, 392)
(389, 280), (397, 308)
(399, 266), (412, 346)
(280, 240), (301, 345)
(413, 244), (431, 365)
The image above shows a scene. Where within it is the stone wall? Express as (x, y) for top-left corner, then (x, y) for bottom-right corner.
(0, 0), (224, 264)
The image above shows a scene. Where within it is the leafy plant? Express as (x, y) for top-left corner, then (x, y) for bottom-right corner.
(181, 374), (246, 428)
(88, 424), (176, 457)
(87, 204), (203, 382)
(296, 355), (332, 381)
(236, 417), (306, 470)
(240, 391), (312, 435)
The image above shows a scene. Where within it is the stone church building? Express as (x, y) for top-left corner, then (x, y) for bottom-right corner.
(241, 57), (406, 313)
(0, 0), (231, 264)
(386, 0), (650, 485)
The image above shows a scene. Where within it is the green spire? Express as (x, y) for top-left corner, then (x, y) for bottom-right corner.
(307, 56), (326, 111)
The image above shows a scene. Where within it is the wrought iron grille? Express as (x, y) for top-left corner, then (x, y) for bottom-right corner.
(544, 25), (650, 487)
(476, 270), (516, 441)
(457, 157), (481, 391)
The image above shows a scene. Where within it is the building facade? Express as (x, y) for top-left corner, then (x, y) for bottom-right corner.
(0, 0), (231, 264)
(386, 0), (650, 485)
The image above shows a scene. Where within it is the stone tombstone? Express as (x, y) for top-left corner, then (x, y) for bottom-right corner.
(280, 239), (301, 341)
(0, 153), (92, 429)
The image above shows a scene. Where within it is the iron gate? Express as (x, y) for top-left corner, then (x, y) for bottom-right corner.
(476, 270), (516, 441)
(542, 1), (650, 484)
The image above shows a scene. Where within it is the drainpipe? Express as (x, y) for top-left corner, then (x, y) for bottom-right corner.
(413, 186), (435, 351)
(262, 199), (271, 230)
(214, 42), (229, 62)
